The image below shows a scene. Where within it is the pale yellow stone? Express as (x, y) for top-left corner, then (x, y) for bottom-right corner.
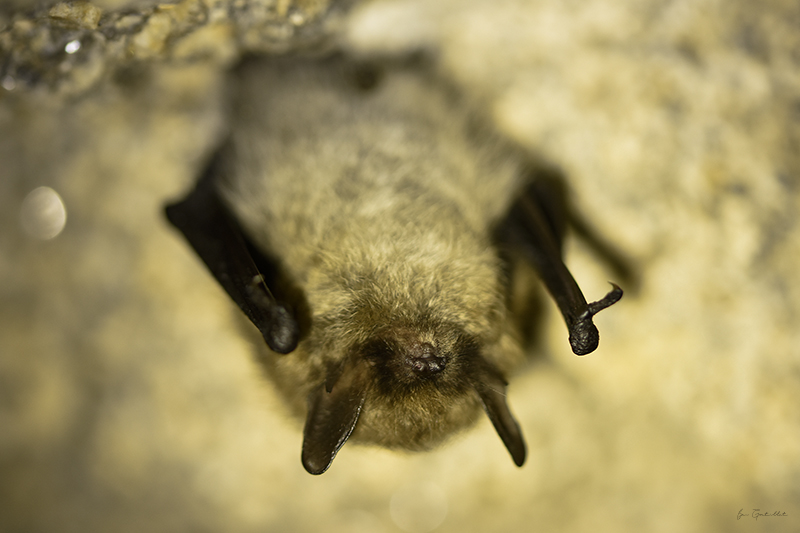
(128, 9), (173, 58)
(171, 22), (237, 63)
(48, 1), (103, 29)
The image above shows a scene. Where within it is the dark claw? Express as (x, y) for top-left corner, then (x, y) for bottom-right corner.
(569, 283), (623, 355)
(266, 305), (300, 354)
(586, 283), (623, 317)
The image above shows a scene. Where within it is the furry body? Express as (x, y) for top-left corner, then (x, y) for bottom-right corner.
(220, 57), (527, 452)
(166, 54), (621, 473)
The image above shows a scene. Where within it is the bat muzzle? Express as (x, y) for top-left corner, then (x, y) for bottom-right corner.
(405, 342), (447, 376)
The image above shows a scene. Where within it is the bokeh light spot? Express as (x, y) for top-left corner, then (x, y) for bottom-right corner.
(20, 186), (68, 240)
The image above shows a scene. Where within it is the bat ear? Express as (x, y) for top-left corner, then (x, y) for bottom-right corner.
(302, 360), (367, 474)
(473, 366), (527, 467)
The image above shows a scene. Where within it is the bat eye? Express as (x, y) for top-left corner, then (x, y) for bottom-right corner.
(406, 342), (446, 376)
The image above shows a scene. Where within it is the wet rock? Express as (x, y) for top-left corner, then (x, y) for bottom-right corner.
(0, 0), (352, 95)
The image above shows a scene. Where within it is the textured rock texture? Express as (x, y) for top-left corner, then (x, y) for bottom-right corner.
(1, 0), (799, 532)
(0, 0), (348, 95)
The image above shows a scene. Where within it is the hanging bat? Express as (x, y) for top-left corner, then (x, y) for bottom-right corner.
(164, 54), (623, 475)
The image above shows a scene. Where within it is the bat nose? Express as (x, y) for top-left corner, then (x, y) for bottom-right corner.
(406, 342), (446, 376)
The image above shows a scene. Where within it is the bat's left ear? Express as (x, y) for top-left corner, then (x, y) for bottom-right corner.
(473, 364), (526, 467)
(301, 359), (368, 474)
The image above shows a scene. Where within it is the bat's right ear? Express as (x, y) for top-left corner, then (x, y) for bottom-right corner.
(164, 150), (300, 354)
(302, 360), (368, 474)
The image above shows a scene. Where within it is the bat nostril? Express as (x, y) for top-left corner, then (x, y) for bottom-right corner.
(407, 347), (447, 376)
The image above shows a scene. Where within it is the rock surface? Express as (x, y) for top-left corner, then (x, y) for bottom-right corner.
(1, 0), (349, 95)
(1, 0), (799, 532)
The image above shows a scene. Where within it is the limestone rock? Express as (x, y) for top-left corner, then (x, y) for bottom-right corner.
(1, 0), (798, 532)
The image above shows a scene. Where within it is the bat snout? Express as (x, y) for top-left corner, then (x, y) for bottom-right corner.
(360, 327), (458, 387)
(405, 342), (446, 376)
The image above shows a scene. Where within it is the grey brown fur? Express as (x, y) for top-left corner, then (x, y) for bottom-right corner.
(223, 56), (524, 451)
(167, 54), (621, 474)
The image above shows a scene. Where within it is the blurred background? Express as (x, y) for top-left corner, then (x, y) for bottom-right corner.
(1, 0), (799, 532)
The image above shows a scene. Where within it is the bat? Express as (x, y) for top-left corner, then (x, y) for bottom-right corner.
(164, 53), (623, 475)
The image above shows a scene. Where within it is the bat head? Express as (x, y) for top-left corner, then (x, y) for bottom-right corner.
(300, 275), (527, 474)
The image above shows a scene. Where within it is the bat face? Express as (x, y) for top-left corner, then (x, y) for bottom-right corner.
(165, 54), (622, 474)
